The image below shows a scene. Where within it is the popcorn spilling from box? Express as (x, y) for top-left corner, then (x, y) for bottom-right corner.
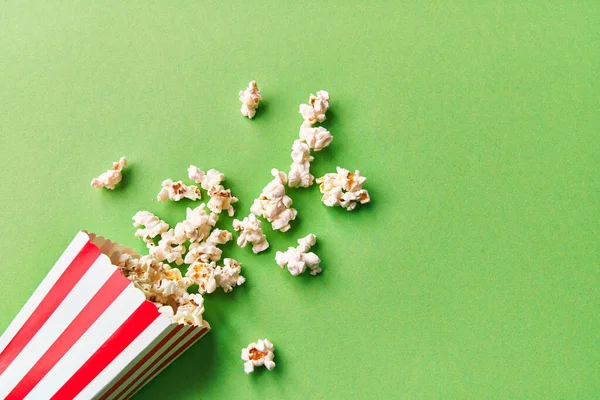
(276, 233), (322, 276)
(90, 156), (127, 190)
(241, 339), (276, 374)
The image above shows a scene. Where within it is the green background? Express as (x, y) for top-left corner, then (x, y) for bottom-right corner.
(0, 2), (598, 399)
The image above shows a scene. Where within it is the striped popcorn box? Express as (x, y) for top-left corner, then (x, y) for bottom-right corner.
(0, 231), (210, 400)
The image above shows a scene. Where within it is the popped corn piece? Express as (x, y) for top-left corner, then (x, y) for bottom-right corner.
(157, 179), (201, 202)
(239, 81), (263, 119)
(297, 233), (316, 253)
(184, 241), (223, 264)
(299, 90), (330, 125)
(299, 122), (333, 151)
(275, 233), (322, 276)
(187, 165), (205, 184)
(90, 156), (127, 190)
(206, 228), (233, 245)
(185, 261), (218, 294)
(149, 229), (186, 265)
(207, 185), (238, 216)
(132, 211), (170, 246)
(173, 204), (218, 243)
(250, 169), (297, 232)
(233, 214), (269, 254)
(288, 140), (315, 188)
(241, 339), (276, 374)
(214, 258), (246, 293)
(172, 293), (205, 325)
(201, 169), (225, 191)
(316, 167), (370, 211)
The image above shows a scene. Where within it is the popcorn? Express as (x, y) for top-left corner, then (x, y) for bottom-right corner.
(233, 214), (269, 253)
(288, 139), (314, 188)
(201, 169), (225, 191)
(149, 229), (186, 265)
(206, 228), (233, 245)
(250, 169), (297, 232)
(239, 81), (263, 119)
(207, 185), (238, 216)
(115, 253), (207, 327)
(188, 166), (237, 216)
(275, 233), (321, 276)
(241, 339), (276, 374)
(185, 261), (218, 294)
(299, 122), (333, 151)
(214, 258), (246, 293)
(187, 165), (205, 184)
(184, 229), (232, 264)
(316, 167), (370, 211)
(299, 90), (330, 125)
(157, 179), (201, 202)
(90, 156), (127, 190)
(184, 241), (223, 264)
(185, 258), (245, 294)
(132, 211), (170, 246)
(173, 204), (218, 243)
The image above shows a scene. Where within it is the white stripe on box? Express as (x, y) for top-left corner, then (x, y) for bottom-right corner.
(25, 283), (146, 399)
(108, 325), (192, 400)
(0, 232), (89, 354)
(0, 253), (114, 398)
(117, 325), (198, 400)
(75, 316), (172, 400)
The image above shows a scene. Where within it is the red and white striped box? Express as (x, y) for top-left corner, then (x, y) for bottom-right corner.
(0, 231), (210, 400)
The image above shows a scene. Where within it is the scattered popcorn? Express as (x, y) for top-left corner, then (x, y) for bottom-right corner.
(288, 139), (314, 188)
(184, 229), (232, 264)
(157, 179), (201, 202)
(299, 90), (330, 125)
(185, 241), (223, 264)
(201, 169), (225, 191)
(275, 233), (321, 276)
(114, 254), (207, 327)
(316, 167), (370, 211)
(241, 339), (276, 374)
(239, 81), (263, 119)
(185, 261), (218, 294)
(132, 211), (170, 246)
(233, 214), (269, 253)
(188, 166), (237, 216)
(207, 185), (238, 216)
(185, 257), (245, 294)
(187, 165), (205, 184)
(90, 156), (127, 190)
(214, 258), (246, 293)
(299, 122), (333, 151)
(149, 229), (186, 265)
(250, 169), (297, 232)
(173, 204), (218, 243)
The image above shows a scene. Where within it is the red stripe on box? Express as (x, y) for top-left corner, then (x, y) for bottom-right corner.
(112, 326), (196, 400)
(97, 324), (184, 400)
(123, 327), (208, 400)
(0, 241), (100, 375)
(49, 301), (159, 400)
(6, 269), (129, 400)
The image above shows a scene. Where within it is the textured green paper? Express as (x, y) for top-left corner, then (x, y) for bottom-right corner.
(0, 2), (598, 399)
